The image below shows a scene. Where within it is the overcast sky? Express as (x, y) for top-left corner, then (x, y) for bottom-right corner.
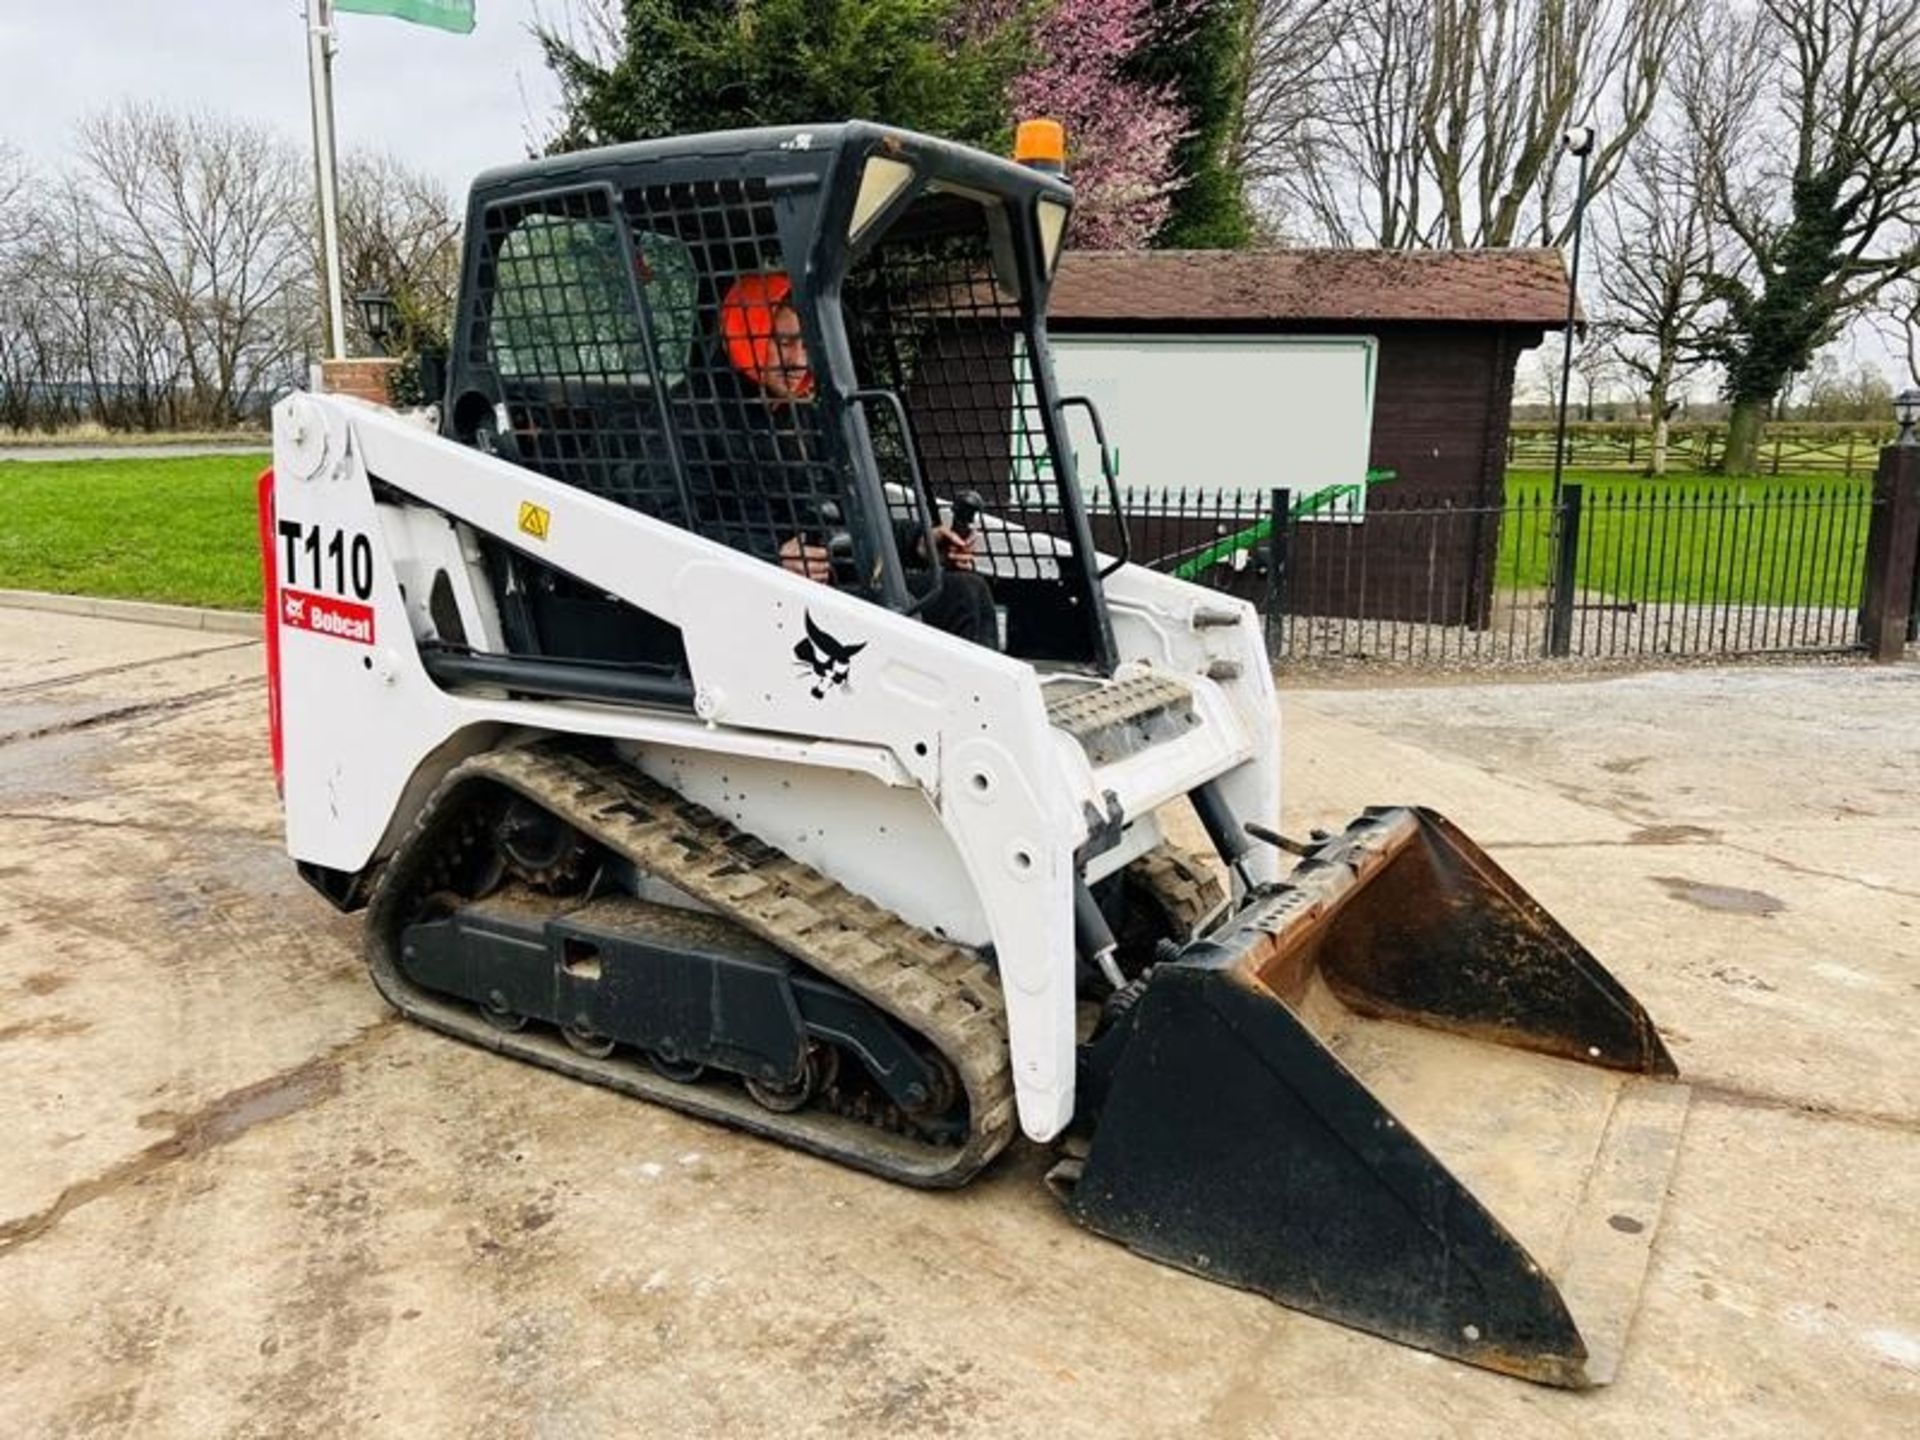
(0, 2), (1909, 398)
(0, 1), (566, 198)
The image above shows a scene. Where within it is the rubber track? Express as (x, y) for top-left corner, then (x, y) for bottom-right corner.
(365, 744), (1016, 1189)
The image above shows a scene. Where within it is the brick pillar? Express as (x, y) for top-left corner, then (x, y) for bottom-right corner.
(1859, 439), (1920, 662)
(320, 357), (403, 406)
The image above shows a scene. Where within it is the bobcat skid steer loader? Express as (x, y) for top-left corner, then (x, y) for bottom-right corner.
(265, 121), (1687, 1387)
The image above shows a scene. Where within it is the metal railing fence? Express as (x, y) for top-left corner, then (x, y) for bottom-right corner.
(1082, 479), (1880, 667)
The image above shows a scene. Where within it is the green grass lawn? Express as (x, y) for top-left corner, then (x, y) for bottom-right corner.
(1495, 469), (1873, 607)
(0, 453), (1880, 615)
(0, 453), (269, 609)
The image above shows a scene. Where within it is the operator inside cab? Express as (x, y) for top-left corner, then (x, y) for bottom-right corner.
(718, 272), (999, 649)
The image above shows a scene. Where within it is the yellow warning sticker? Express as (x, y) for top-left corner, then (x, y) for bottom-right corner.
(517, 501), (551, 541)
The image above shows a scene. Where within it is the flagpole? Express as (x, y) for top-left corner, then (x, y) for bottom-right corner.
(306, 0), (348, 360)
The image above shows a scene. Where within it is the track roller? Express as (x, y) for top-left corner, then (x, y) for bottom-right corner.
(745, 1044), (839, 1113)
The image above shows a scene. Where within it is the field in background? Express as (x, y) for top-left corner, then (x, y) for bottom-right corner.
(0, 425), (268, 449)
(1506, 422), (1894, 476)
(0, 453), (268, 608)
(1498, 469), (1871, 606)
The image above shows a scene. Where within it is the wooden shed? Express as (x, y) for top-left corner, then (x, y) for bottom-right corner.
(1045, 248), (1571, 624)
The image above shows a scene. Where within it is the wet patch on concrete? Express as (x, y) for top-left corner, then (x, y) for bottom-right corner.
(0, 728), (117, 808)
(42, 1384), (142, 1437)
(518, 1202), (556, 1232)
(1654, 875), (1786, 915)
(1600, 756), (1653, 775)
(0, 677), (259, 750)
(1686, 1079), (1920, 1135)
(0, 1032), (380, 1256)
(1629, 824), (1721, 846)
(0, 639), (256, 701)
(805, 1316), (995, 1437)
(0, 1013), (93, 1043)
(237, 1133), (393, 1434)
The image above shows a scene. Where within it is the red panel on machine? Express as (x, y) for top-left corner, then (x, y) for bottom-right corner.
(255, 468), (284, 793)
(278, 587), (376, 646)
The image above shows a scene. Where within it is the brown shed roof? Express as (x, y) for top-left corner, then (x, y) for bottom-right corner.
(1048, 248), (1572, 328)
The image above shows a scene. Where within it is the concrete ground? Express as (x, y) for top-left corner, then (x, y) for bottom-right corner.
(1, 608), (1915, 1438)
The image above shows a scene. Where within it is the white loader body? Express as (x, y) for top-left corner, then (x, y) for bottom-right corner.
(270, 391), (1279, 1140)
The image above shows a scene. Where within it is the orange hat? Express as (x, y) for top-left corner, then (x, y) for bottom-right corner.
(720, 271), (811, 396)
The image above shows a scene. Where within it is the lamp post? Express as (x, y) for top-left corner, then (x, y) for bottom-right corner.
(1550, 123), (1596, 513)
(1895, 388), (1920, 445)
(1541, 124), (1596, 659)
(354, 289), (398, 357)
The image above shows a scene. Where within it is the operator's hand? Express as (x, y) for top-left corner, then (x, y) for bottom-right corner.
(932, 526), (975, 572)
(779, 535), (833, 583)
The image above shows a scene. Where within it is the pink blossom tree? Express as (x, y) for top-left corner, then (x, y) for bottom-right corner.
(961, 0), (1197, 249)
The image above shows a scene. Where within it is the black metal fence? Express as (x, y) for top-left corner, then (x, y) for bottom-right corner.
(1088, 480), (1882, 667)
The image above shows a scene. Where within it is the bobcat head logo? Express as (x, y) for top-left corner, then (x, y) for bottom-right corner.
(794, 611), (866, 699)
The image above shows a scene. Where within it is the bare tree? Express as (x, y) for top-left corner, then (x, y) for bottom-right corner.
(1529, 335), (1566, 416)
(1798, 349), (1895, 420)
(36, 185), (118, 425)
(1688, 0), (1920, 471)
(1572, 320), (1625, 419)
(1275, 0), (1683, 249)
(0, 142), (33, 253)
(1275, 0), (1433, 246)
(0, 268), (65, 430)
(0, 158), (96, 431)
(1598, 131), (1718, 472)
(335, 151), (464, 361)
(0, 143), (47, 427)
(37, 180), (191, 430)
(1228, 0), (1350, 236)
(74, 105), (312, 426)
(1872, 271), (1920, 389)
